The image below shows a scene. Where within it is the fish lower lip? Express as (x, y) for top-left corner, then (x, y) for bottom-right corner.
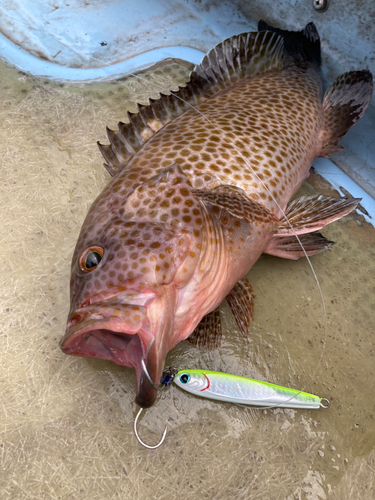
(60, 327), (144, 368)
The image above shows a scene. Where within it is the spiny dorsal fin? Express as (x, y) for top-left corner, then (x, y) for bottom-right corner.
(98, 30), (285, 176)
(98, 86), (203, 176)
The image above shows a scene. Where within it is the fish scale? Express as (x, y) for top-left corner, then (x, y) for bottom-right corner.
(107, 67), (322, 219)
(60, 21), (372, 408)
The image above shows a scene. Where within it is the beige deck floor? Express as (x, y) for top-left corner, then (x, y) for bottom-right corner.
(1, 58), (375, 500)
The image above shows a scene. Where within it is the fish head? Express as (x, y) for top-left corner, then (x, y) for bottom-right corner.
(60, 165), (206, 408)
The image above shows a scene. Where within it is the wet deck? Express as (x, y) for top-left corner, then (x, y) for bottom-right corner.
(1, 59), (374, 499)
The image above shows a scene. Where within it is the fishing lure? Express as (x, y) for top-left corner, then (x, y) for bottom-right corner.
(173, 369), (330, 410)
(133, 365), (329, 449)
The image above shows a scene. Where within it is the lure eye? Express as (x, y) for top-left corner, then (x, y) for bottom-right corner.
(180, 373), (190, 384)
(79, 246), (104, 272)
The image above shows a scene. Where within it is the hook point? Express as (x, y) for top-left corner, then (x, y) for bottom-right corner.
(134, 407), (167, 449)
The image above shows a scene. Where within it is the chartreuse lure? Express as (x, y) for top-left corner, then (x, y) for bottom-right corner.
(133, 367), (330, 449)
(173, 370), (330, 409)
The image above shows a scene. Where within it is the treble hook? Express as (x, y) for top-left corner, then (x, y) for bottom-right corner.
(134, 407), (168, 449)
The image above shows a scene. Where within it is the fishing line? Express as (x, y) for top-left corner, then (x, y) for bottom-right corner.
(120, 66), (328, 411)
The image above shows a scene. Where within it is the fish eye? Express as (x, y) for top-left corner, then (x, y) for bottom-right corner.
(180, 373), (190, 384)
(79, 246), (104, 272)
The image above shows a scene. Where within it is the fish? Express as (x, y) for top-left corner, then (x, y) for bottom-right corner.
(172, 369), (330, 409)
(60, 21), (373, 408)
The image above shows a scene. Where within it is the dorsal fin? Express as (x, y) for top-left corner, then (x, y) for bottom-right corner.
(258, 20), (321, 66)
(98, 30), (284, 176)
(98, 85), (203, 177)
(190, 30), (284, 96)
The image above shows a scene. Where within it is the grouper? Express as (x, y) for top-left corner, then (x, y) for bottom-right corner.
(60, 21), (373, 408)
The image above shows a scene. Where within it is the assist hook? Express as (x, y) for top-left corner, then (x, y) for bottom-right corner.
(134, 407), (167, 449)
(133, 361), (178, 448)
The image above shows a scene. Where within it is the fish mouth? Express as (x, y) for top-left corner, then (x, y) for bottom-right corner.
(61, 324), (160, 407)
(60, 292), (176, 408)
(60, 324), (144, 368)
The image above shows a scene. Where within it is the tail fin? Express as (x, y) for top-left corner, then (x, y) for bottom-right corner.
(319, 70), (373, 157)
(258, 20), (321, 67)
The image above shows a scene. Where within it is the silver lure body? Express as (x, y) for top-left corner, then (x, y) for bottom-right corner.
(173, 370), (328, 409)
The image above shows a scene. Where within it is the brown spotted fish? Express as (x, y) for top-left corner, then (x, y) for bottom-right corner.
(60, 21), (373, 408)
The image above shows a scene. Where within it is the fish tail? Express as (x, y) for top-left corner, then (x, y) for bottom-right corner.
(258, 20), (321, 67)
(319, 70), (373, 157)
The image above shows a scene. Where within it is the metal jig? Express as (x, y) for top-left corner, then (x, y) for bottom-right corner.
(134, 407), (168, 449)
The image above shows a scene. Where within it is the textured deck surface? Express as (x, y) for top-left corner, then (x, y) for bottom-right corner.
(1, 58), (374, 500)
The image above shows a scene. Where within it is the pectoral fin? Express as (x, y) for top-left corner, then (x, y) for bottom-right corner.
(194, 186), (278, 226)
(187, 308), (222, 350)
(319, 70), (373, 158)
(226, 278), (255, 338)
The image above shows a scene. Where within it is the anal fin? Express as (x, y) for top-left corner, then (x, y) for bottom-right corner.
(264, 232), (335, 260)
(226, 278), (255, 338)
(187, 309), (222, 350)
